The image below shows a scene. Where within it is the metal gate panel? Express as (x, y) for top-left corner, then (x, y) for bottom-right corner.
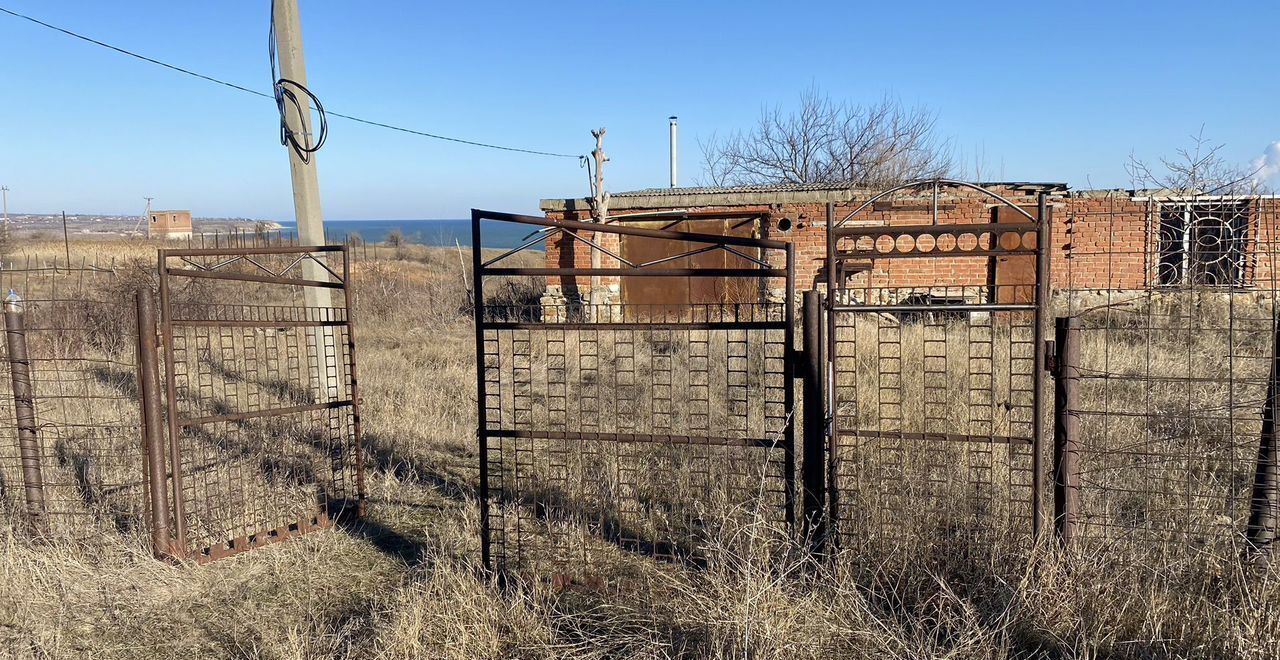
(825, 180), (1050, 556)
(472, 210), (795, 581)
(156, 246), (364, 562)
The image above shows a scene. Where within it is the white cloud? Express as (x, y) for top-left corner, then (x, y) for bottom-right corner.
(1252, 141), (1280, 189)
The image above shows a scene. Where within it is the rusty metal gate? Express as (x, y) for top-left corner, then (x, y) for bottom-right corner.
(825, 180), (1050, 556)
(472, 209), (795, 580)
(151, 246), (365, 562)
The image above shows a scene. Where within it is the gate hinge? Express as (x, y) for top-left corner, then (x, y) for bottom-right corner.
(1044, 340), (1057, 372)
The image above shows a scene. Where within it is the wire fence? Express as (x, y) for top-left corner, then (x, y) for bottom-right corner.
(0, 259), (152, 543)
(177, 227), (407, 263)
(4, 192), (1280, 576)
(1058, 192), (1280, 566)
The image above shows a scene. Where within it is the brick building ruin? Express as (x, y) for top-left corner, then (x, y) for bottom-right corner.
(538, 182), (1280, 308)
(148, 209), (193, 240)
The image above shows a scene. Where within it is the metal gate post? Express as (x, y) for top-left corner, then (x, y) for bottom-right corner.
(1247, 322), (1280, 552)
(471, 211), (492, 574)
(783, 243), (797, 528)
(4, 291), (47, 529)
(134, 288), (172, 557)
(1053, 316), (1081, 547)
(824, 201), (840, 550)
(801, 289), (827, 555)
(156, 250), (188, 556)
(1032, 191), (1051, 540)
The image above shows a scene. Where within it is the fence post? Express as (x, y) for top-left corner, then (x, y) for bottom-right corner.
(1246, 322), (1280, 552)
(135, 288), (172, 558)
(801, 289), (827, 556)
(1053, 316), (1081, 547)
(4, 290), (47, 529)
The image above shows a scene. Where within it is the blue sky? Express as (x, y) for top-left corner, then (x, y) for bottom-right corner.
(1, 1), (1276, 221)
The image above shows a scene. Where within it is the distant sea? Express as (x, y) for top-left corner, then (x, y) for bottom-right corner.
(274, 219), (540, 250)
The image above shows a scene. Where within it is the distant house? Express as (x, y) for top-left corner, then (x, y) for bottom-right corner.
(538, 182), (1280, 306)
(148, 210), (193, 240)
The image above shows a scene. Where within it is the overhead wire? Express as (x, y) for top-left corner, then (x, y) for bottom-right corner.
(0, 5), (580, 159)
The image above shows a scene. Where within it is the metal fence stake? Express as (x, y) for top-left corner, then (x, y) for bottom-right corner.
(135, 288), (171, 558)
(1247, 322), (1280, 552)
(4, 292), (47, 530)
(1053, 316), (1081, 547)
(801, 289), (827, 556)
(1032, 191), (1051, 541)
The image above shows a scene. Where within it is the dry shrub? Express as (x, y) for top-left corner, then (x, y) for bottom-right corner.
(356, 261), (411, 320)
(354, 261), (471, 331)
(368, 567), (557, 660)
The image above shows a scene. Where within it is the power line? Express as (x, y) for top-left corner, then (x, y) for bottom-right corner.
(0, 5), (580, 159)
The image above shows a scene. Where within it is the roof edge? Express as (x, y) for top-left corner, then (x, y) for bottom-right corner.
(540, 181), (1069, 212)
(540, 188), (866, 212)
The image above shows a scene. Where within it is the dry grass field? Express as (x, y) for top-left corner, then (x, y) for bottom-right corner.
(0, 237), (1277, 658)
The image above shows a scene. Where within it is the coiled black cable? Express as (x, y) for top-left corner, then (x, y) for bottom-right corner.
(270, 0), (328, 163)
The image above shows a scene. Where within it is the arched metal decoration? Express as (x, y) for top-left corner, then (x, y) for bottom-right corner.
(824, 179), (1052, 555)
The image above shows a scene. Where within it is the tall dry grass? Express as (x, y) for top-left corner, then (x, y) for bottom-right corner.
(0, 237), (1275, 658)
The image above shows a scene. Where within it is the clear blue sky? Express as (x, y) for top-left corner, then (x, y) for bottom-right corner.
(1, 1), (1276, 221)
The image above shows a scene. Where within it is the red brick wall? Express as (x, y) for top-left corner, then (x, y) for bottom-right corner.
(544, 191), (1280, 297)
(1248, 198), (1280, 287)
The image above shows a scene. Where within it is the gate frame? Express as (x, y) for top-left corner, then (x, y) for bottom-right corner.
(154, 244), (365, 562)
(824, 179), (1052, 546)
(471, 209), (796, 575)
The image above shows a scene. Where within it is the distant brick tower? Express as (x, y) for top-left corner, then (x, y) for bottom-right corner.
(148, 210), (193, 240)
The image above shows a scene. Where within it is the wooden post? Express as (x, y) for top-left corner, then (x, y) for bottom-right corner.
(61, 211), (71, 265)
(588, 129), (609, 316)
(1053, 316), (1081, 547)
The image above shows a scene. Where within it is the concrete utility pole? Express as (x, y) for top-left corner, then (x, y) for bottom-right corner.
(588, 129), (610, 313)
(272, 0), (337, 397)
(135, 196), (154, 237)
(272, 0), (330, 295)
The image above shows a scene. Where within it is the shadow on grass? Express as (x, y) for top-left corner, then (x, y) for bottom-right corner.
(360, 431), (704, 569)
(335, 515), (431, 567)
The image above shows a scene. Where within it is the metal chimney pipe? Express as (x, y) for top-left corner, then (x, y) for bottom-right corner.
(669, 116), (678, 188)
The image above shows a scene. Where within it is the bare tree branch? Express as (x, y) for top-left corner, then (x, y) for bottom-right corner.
(1127, 126), (1265, 195)
(698, 86), (952, 187)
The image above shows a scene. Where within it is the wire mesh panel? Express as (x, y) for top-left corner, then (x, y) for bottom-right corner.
(158, 246), (364, 562)
(0, 260), (149, 542)
(826, 181), (1050, 558)
(473, 210), (795, 582)
(1060, 192), (1280, 566)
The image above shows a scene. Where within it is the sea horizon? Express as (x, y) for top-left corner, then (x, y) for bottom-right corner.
(274, 218), (540, 249)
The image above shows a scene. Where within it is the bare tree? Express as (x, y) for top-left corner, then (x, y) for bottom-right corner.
(1126, 126), (1267, 195)
(699, 87), (952, 187)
